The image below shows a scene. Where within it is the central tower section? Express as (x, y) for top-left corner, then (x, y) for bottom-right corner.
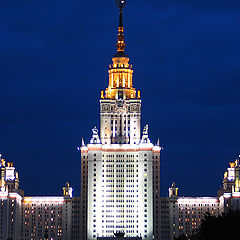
(100, 1), (141, 145)
(80, 2), (161, 240)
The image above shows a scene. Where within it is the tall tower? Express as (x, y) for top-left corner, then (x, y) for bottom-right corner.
(80, 2), (161, 240)
(100, 0), (141, 146)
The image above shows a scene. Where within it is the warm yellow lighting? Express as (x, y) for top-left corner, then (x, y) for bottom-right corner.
(1, 159), (5, 167)
(230, 162), (235, 168)
(101, 91), (104, 99)
(7, 162), (13, 167)
(137, 90), (141, 98)
(102, 56), (139, 100)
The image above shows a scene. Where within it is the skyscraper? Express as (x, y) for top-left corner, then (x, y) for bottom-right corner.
(80, 1), (161, 240)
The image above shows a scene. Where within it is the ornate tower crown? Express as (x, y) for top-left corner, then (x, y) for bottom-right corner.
(101, 0), (141, 100)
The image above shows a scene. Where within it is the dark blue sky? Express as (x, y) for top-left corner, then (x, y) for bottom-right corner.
(1, 0), (240, 197)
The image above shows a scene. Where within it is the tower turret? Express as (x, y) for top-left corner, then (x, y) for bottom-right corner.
(63, 182), (73, 198)
(101, 0), (140, 101)
(0, 154), (20, 192)
(169, 182), (179, 198)
(100, 1), (141, 144)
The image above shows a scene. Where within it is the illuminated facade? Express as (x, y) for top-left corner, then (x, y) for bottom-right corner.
(80, 2), (161, 240)
(21, 189), (72, 240)
(164, 183), (220, 240)
(163, 157), (240, 240)
(0, 155), (78, 240)
(168, 184), (219, 240)
(2, 2), (240, 240)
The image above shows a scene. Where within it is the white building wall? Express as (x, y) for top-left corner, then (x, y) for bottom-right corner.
(71, 197), (81, 239)
(0, 190), (22, 240)
(100, 99), (141, 145)
(138, 148), (153, 240)
(21, 196), (72, 240)
(87, 144), (157, 240)
(0, 190), (10, 240)
(87, 146), (103, 240)
(152, 148), (161, 240)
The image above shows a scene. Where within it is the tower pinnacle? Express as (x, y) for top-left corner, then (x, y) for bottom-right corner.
(116, 0), (127, 56)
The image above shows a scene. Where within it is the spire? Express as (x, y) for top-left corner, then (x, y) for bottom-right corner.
(116, 0), (127, 56)
(82, 138), (85, 147)
(119, 5), (123, 28)
(102, 0), (138, 100)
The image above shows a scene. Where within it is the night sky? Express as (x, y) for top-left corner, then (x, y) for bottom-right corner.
(1, 0), (240, 197)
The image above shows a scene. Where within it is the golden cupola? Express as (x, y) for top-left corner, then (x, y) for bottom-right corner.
(101, 0), (140, 100)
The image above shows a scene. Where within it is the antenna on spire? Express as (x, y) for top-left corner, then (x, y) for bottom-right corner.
(116, 0), (127, 26)
(115, 0), (127, 56)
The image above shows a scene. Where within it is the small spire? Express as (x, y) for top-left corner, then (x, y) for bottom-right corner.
(116, 0), (127, 56)
(157, 138), (160, 146)
(82, 138), (85, 147)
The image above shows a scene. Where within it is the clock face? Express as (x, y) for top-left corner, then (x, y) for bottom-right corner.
(117, 108), (124, 114)
(130, 104), (140, 112)
(102, 104), (110, 112)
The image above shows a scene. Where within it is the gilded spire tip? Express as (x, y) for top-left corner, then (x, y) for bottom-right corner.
(115, 0), (127, 56)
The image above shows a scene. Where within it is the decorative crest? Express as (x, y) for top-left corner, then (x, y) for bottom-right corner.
(116, 0), (127, 9)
